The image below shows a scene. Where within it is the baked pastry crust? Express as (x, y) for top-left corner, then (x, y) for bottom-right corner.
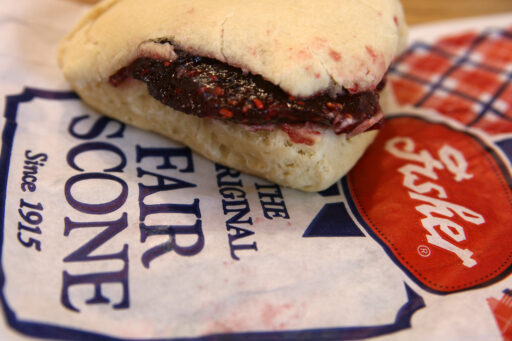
(76, 80), (380, 191)
(58, 0), (407, 191)
(59, 0), (406, 97)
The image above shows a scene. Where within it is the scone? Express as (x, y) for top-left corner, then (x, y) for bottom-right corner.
(58, 0), (407, 191)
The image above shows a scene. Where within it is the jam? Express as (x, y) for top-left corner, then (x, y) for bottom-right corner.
(110, 50), (383, 134)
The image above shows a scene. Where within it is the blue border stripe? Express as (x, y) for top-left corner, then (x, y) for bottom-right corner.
(0, 88), (79, 339)
(0, 88), (425, 340)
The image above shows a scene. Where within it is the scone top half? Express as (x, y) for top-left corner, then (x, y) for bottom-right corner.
(59, 0), (406, 96)
(58, 0), (407, 192)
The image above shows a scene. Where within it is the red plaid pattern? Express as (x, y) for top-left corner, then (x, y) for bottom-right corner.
(389, 27), (512, 136)
(474, 34), (512, 69)
(435, 32), (479, 55)
(421, 89), (477, 124)
(488, 291), (512, 341)
(395, 49), (452, 82)
(448, 65), (503, 100)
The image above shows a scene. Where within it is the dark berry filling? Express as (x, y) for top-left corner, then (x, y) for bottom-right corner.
(110, 50), (383, 134)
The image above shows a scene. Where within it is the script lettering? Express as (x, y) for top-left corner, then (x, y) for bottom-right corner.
(385, 137), (484, 268)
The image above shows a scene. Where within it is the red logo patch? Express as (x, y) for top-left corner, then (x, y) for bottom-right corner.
(347, 115), (512, 293)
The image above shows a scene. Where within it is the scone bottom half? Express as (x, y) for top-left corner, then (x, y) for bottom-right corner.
(63, 40), (389, 192)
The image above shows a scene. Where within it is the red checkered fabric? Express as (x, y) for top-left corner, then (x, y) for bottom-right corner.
(488, 291), (512, 341)
(389, 26), (512, 136)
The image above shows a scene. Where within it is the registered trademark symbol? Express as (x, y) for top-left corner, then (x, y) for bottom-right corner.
(418, 245), (431, 257)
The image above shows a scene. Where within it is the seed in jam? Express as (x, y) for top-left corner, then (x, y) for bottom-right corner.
(253, 98), (264, 110)
(219, 108), (234, 118)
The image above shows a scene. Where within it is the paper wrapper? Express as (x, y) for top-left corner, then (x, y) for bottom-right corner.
(1, 1), (512, 340)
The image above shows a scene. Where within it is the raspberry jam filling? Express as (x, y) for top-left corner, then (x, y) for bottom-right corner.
(109, 50), (383, 135)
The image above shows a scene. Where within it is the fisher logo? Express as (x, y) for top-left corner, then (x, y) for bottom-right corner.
(346, 115), (512, 293)
(384, 136), (484, 269)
